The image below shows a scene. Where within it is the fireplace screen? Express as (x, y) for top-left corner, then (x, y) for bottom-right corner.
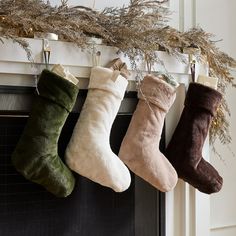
(0, 87), (165, 236)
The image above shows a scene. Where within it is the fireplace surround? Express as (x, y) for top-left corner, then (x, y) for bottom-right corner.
(0, 37), (211, 236)
(0, 86), (165, 236)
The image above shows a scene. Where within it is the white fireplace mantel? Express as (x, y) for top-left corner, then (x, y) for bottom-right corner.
(0, 37), (210, 236)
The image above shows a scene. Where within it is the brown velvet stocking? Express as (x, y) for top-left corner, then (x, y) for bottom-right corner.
(119, 75), (178, 192)
(166, 83), (223, 194)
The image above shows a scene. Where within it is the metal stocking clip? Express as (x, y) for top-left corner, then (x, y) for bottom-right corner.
(190, 58), (196, 83)
(43, 39), (51, 69)
(92, 42), (101, 67)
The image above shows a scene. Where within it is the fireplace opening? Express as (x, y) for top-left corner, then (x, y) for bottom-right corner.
(0, 87), (165, 236)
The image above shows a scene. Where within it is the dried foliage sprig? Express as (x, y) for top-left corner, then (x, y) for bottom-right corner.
(0, 0), (235, 146)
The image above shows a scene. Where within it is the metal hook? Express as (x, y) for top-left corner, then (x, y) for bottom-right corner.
(145, 54), (152, 74)
(95, 51), (101, 66)
(43, 39), (51, 69)
(92, 43), (101, 67)
(190, 57), (196, 83)
(183, 47), (199, 83)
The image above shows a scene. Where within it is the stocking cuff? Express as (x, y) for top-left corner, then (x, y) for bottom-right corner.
(185, 83), (222, 116)
(89, 66), (128, 99)
(38, 70), (79, 112)
(138, 74), (176, 112)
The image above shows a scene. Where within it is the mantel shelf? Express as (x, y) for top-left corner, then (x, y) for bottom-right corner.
(0, 37), (207, 90)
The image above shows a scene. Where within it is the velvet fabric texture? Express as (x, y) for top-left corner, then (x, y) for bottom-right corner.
(166, 83), (223, 194)
(12, 70), (79, 197)
(119, 75), (178, 192)
(65, 66), (131, 192)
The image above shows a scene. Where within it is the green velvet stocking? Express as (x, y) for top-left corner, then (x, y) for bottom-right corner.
(12, 70), (79, 197)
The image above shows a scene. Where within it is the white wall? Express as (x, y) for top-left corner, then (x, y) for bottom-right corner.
(196, 1), (236, 236)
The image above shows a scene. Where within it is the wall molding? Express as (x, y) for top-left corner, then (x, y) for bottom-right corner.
(211, 224), (236, 231)
(174, 0), (197, 31)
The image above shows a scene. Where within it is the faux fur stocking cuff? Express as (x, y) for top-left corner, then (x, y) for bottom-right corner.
(38, 70), (79, 112)
(89, 66), (128, 99)
(138, 74), (176, 112)
(185, 83), (222, 116)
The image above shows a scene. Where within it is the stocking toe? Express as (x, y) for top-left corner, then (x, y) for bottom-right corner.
(197, 159), (223, 193)
(184, 159), (223, 194)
